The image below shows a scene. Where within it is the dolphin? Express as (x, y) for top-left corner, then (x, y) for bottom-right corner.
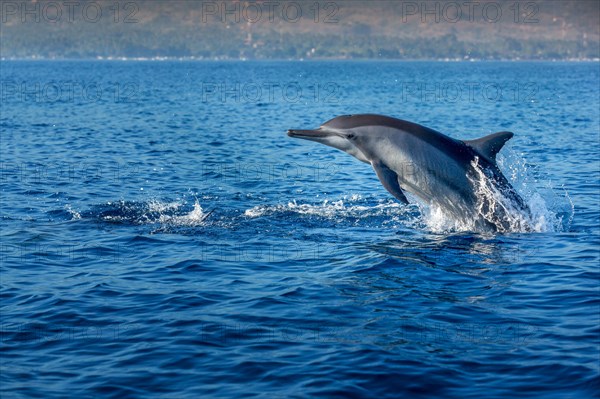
(288, 114), (531, 232)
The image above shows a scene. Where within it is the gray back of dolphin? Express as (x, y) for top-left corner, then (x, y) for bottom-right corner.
(288, 114), (530, 232)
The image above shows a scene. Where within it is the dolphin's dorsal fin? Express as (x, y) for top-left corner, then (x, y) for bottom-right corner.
(463, 131), (513, 164)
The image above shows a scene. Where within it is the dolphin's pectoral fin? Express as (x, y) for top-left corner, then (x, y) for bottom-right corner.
(463, 131), (513, 164)
(371, 161), (409, 204)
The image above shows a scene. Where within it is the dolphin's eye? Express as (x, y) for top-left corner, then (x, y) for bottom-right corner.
(347, 133), (356, 140)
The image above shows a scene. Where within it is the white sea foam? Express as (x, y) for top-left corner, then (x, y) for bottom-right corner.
(156, 199), (209, 226)
(244, 195), (406, 219)
(420, 204), (461, 233)
(91, 198), (211, 227)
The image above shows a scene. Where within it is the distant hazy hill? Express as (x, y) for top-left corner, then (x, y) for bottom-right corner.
(1, 0), (598, 59)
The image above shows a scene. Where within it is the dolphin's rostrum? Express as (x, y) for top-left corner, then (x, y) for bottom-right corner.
(288, 114), (531, 232)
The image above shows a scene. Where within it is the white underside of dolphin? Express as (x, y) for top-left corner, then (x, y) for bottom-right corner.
(288, 114), (532, 232)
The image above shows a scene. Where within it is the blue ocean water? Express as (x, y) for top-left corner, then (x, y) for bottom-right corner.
(1, 60), (598, 398)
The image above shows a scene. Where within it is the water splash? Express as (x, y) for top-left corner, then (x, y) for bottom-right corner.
(82, 198), (211, 227)
(468, 156), (536, 233)
(435, 152), (573, 234)
(244, 196), (406, 219)
(404, 151), (571, 234)
(498, 150), (574, 232)
(157, 199), (210, 226)
(419, 204), (462, 233)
